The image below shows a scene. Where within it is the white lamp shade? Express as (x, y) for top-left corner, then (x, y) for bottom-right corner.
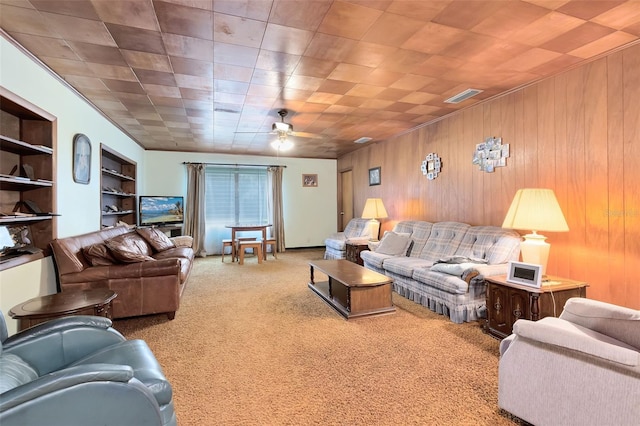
(361, 198), (388, 219)
(502, 189), (569, 232)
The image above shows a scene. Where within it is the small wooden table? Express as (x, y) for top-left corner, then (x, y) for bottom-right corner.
(9, 288), (117, 331)
(484, 274), (588, 339)
(346, 242), (369, 266)
(225, 223), (271, 261)
(308, 259), (395, 319)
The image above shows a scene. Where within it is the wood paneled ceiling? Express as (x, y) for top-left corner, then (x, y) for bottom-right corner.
(2, 0), (639, 159)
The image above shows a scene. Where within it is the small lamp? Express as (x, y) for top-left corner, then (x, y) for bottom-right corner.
(361, 198), (388, 241)
(502, 188), (569, 276)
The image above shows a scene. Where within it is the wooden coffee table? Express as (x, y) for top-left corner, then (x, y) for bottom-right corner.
(308, 259), (395, 319)
(9, 288), (117, 331)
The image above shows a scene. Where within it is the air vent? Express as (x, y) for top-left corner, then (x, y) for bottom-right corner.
(354, 137), (372, 144)
(444, 89), (483, 104)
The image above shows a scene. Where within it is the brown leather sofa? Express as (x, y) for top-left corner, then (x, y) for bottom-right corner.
(50, 226), (194, 320)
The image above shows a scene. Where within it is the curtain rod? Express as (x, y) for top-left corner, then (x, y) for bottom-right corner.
(182, 162), (286, 168)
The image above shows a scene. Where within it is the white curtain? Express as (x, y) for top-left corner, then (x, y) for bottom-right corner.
(184, 163), (206, 257)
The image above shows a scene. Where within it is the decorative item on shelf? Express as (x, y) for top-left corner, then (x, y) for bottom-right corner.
(302, 174), (318, 187)
(421, 153), (441, 180)
(73, 133), (91, 184)
(368, 167), (381, 186)
(361, 198), (388, 241)
(472, 136), (509, 173)
(502, 188), (569, 276)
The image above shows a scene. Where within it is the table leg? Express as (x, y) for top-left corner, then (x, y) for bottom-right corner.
(232, 229), (237, 262)
(262, 227), (267, 260)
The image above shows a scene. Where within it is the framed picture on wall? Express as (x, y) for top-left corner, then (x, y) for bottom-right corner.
(302, 174), (318, 187)
(73, 133), (91, 184)
(369, 167), (381, 186)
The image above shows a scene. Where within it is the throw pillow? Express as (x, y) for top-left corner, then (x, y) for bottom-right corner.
(137, 227), (176, 252)
(375, 231), (412, 256)
(82, 243), (117, 266)
(105, 234), (155, 263)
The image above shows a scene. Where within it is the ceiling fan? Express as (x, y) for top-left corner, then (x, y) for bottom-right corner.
(271, 109), (294, 151)
(234, 109), (322, 151)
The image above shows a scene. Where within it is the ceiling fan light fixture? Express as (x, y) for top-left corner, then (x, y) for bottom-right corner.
(271, 139), (293, 151)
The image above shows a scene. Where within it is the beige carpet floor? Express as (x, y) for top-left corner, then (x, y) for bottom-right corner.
(113, 248), (521, 426)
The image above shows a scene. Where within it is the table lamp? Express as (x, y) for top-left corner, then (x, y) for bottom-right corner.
(361, 198), (388, 241)
(502, 188), (569, 276)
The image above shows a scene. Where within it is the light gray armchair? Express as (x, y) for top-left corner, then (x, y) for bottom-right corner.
(324, 218), (379, 260)
(0, 313), (176, 426)
(498, 297), (640, 426)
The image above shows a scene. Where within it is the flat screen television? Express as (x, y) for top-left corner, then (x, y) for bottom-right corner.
(139, 196), (184, 227)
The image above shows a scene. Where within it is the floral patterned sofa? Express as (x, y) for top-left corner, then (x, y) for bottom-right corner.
(360, 220), (521, 323)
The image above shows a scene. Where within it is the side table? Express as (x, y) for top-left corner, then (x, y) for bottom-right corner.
(346, 242), (370, 266)
(9, 288), (117, 331)
(484, 274), (588, 339)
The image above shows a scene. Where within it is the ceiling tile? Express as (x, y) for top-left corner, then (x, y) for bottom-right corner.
(2, 0), (638, 159)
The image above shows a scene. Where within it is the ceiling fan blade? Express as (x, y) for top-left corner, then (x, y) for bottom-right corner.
(292, 132), (324, 139)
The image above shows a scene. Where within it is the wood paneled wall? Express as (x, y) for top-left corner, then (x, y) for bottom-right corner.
(338, 43), (640, 310)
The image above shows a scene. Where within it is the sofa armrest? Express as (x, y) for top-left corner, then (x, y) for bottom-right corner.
(2, 316), (119, 347)
(346, 237), (371, 245)
(0, 365), (164, 426)
(0, 364), (135, 412)
(513, 317), (640, 367)
(560, 297), (640, 350)
(3, 322), (127, 375)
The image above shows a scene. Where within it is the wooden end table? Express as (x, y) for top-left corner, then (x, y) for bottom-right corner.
(9, 288), (117, 331)
(345, 241), (370, 266)
(484, 274), (588, 339)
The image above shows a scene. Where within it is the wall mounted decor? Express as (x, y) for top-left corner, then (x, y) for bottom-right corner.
(369, 167), (381, 186)
(421, 153), (441, 180)
(472, 137), (509, 173)
(73, 133), (91, 184)
(302, 174), (318, 187)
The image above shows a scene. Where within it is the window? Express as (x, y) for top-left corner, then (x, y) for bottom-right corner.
(203, 166), (269, 253)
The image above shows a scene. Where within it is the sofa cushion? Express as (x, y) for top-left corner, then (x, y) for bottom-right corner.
(412, 268), (470, 294)
(343, 218), (373, 239)
(82, 243), (117, 266)
(137, 227), (175, 252)
(383, 256), (433, 278)
(360, 250), (394, 269)
(404, 221), (433, 257)
(0, 353), (38, 394)
(376, 231), (411, 256)
(454, 226), (521, 264)
(105, 233), (155, 263)
(418, 222), (469, 262)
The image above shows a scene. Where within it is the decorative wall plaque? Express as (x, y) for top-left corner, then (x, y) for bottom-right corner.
(421, 153), (441, 180)
(472, 137), (509, 173)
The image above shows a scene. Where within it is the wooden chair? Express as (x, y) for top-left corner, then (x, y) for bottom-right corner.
(238, 240), (262, 265)
(264, 238), (277, 259)
(221, 239), (234, 262)
(235, 237), (257, 260)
